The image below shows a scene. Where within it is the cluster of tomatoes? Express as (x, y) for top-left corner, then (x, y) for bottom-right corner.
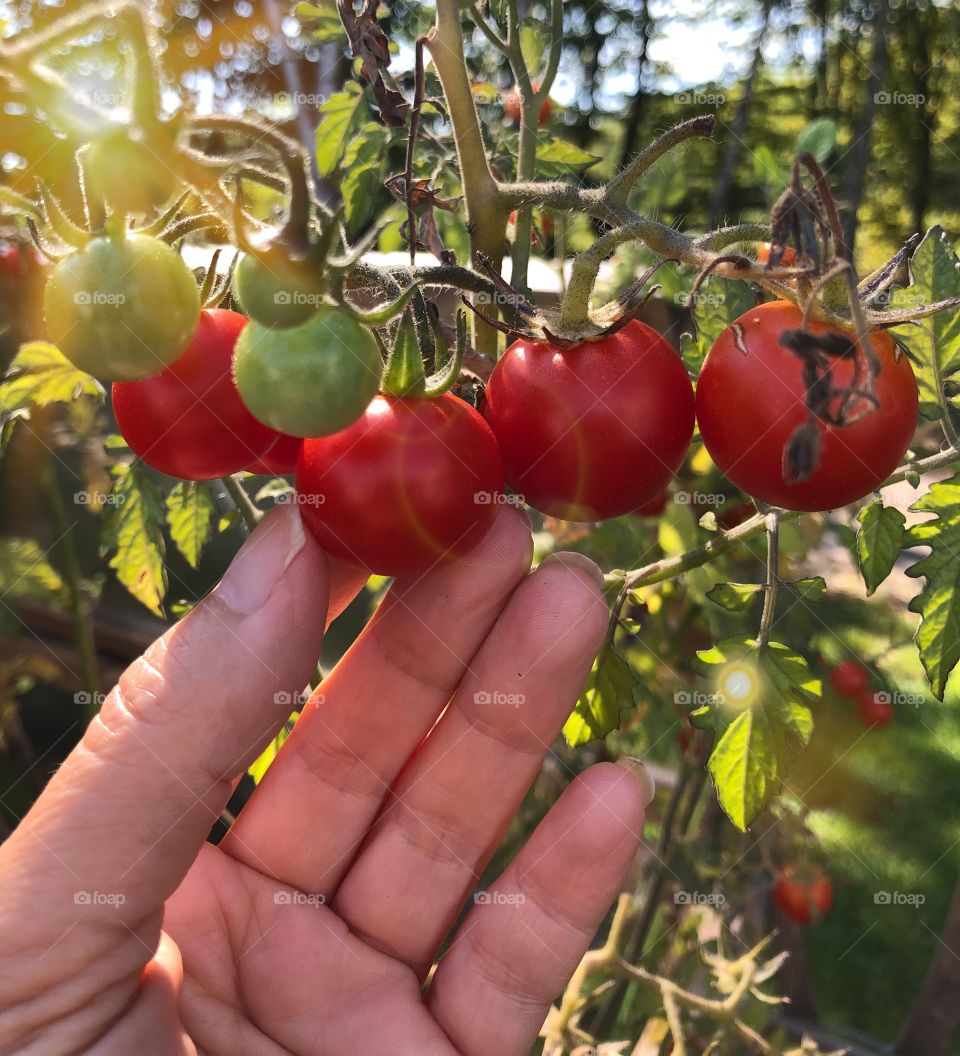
(41, 222), (920, 579)
(829, 660), (894, 729)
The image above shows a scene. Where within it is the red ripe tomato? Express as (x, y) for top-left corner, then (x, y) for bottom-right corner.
(296, 393), (504, 576)
(246, 433), (302, 476)
(856, 692), (894, 729)
(696, 301), (918, 511)
(504, 84), (552, 126)
(773, 865), (834, 924)
(113, 309), (278, 480)
(483, 321), (695, 521)
(757, 243), (797, 266)
(829, 659), (869, 698)
(634, 490), (670, 518)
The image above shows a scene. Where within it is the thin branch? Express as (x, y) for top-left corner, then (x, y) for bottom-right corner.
(222, 475), (263, 532)
(757, 510), (780, 650)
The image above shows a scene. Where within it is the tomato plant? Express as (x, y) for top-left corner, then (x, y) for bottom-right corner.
(233, 305), (382, 438)
(296, 393), (504, 576)
(773, 865), (834, 924)
(43, 233), (200, 382)
(696, 301), (919, 512)
(113, 308), (278, 479)
(829, 660), (870, 698)
(483, 321), (695, 521)
(6, 4), (960, 1052)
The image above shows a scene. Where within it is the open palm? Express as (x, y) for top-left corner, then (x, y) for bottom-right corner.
(0, 506), (648, 1056)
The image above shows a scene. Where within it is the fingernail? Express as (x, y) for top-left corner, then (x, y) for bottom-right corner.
(616, 756), (656, 806)
(217, 505), (307, 615)
(537, 550), (604, 590)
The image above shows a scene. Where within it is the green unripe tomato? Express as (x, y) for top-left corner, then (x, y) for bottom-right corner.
(44, 234), (200, 382)
(233, 305), (382, 438)
(232, 253), (324, 329)
(84, 125), (177, 217)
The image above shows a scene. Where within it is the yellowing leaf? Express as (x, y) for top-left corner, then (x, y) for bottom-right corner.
(166, 482), (216, 570)
(102, 465), (166, 616)
(0, 342), (103, 412)
(0, 537), (65, 602)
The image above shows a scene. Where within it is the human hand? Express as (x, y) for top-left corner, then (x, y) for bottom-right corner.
(0, 505), (651, 1056)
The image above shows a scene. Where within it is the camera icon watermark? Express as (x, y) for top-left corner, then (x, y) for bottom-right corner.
(874, 90), (925, 107)
(474, 290), (528, 309)
(74, 291), (126, 306)
(674, 90), (726, 106)
(874, 890), (925, 907)
(674, 690), (724, 706)
(74, 490), (126, 507)
(873, 690), (924, 708)
(274, 890), (326, 908)
(74, 890), (126, 907)
(276, 491), (325, 507)
(273, 690), (309, 708)
(474, 890), (526, 906)
(674, 890), (726, 907)
(474, 491), (525, 507)
(674, 291), (728, 309)
(674, 491), (725, 507)
(74, 691), (107, 708)
(274, 291), (323, 307)
(474, 690), (525, 708)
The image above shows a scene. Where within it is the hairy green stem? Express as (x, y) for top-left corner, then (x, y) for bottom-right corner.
(223, 475), (263, 532)
(427, 0), (505, 358)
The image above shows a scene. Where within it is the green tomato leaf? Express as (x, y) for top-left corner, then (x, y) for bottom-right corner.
(0, 342), (104, 412)
(787, 576), (828, 602)
(694, 637), (818, 830)
(340, 122), (389, 233)
(905, 472), (960, 699)
(166, 482), (216, 570)
(0, 537), (65, 602)
(680, 278), (757, 376)
(518, 21), (549, 75)
(856, 499), (906, 596)
(534, 136), (599, 178)
(563, 642), (640, 747)
(295, 1), (345, 43)
(706, 581), (764, 612)
(315, 84), (368, 178)
(795, 118), (837, 166)
(889, 227), (960, 420)
(102, 464), (167, 617)
(708, 708), (779, 833)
